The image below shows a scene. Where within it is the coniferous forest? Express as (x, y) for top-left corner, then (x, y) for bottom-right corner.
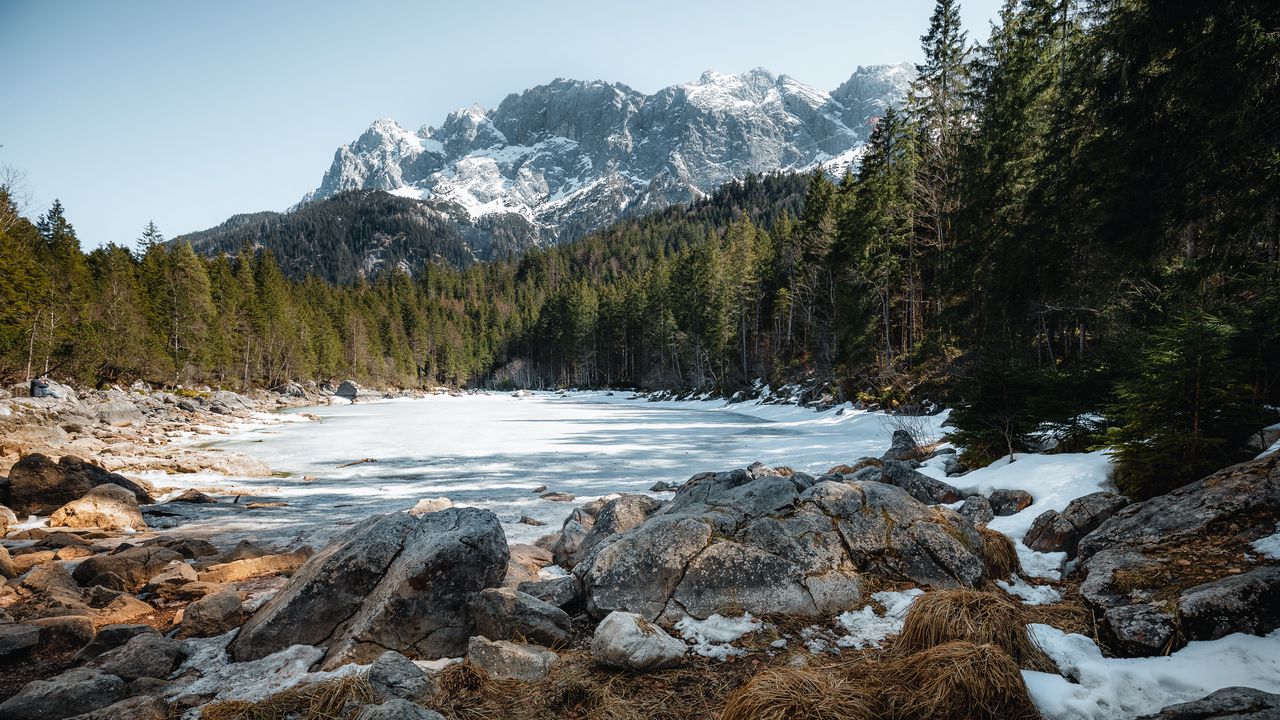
(1, 0), (1277, 496)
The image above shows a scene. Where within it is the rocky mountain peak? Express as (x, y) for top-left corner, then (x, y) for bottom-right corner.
(304, 62), (915, 247)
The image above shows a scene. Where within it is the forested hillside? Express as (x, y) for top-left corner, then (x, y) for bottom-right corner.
(1, 0), (1276, 496)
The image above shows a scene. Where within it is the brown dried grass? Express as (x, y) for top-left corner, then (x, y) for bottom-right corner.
(881, 641), (1041, 720)
(895, 589), (1054, 671)
(199, 673), (375, 720)
(977, 526), (1022, 581)
(719, 666), (879, 720)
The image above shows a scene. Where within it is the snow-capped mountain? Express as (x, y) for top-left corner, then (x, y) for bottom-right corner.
(305, 63), (914, 246)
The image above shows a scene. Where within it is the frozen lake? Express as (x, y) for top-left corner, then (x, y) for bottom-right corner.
(147, 392), (944, 548)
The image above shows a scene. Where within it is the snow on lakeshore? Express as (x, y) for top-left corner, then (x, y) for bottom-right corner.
(1025, 625), (1280, 720)
(140, 391), (949, 548)
(922, 450), (1115, 579)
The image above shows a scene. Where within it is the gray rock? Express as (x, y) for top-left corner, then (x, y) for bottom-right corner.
(470, 587), (572, 647)
(0, 668), (125, 720)
(75, 624), (159, 662)
(179, 589), (242, 637)
(878, 460), (962, 504)
(579, 515), (713, 620)
(94, 634), (181, 681)
(989, 488), (1033, 516)
(466, 636), (558, 681)
(356, 699), (444, 720)
(31, 615), (95, 652)
(336, 380), (380, 402)
(564, 494), (663, 568)
(577, 467), (987, 622)
(1025, 492), (1128, 558)
(0, 623), (40, 658)
(1178, 566), (1280, 641)
(230, 507), (508, 668)
(73, 546), (184, 591)
(64, 695), (168, 720)
(550, 495), (613, 568)
(92, 392), (143, 427)
(6, 454), (154, 515)
(880, 429), (920, 461)
(1138, 687), (1280, 719)
(670, 540), (819, 618)
(368, 650), (433, 702)
(958, 495), (994, 525)
(1074, 458), (1280, 657)
(1102, 603), (1177, 657)
(590, 611), (686, 671)
(1078, 458), (1280, 565)
(516, 575), (580, 608)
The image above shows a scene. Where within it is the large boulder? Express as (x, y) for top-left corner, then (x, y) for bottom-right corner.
(195, 546), (312, 583)
(1074, 456), (1280, 657)
(1177, 566), (1280, 641)
(335, 380), (380, 402)
(6, 454), (154, 515)
(178, 589), (242, 637)
(877, 460), (963, 504)
(73, 546), (184, 591)
(94, 634), (181, 681)
(575, 465), (988, 622)
(49, 484), (147, 532)
(465, 636), (558, 681)
(63, 696), (168, 720)
(368, 651), (433, 702)
(469, 587), (572, 647)
(230, 508), (508, 668)
(0, 668), (125, 720)
(1023, 491), (1128, 557)
(90, 390), (143, 427)
(0, 623), (40, 658)
(75, 624), (158, 662)
(549, 495), (614, 568)
(988, 488), (1033, 516)
(1138, 687), (1280, 720)
(590, 611), (686, 671)
(517, 576), (580, 608)
(880, 429), (920, 461)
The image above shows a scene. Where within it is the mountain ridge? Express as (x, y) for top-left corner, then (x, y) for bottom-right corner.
(304, 63), (914, 237)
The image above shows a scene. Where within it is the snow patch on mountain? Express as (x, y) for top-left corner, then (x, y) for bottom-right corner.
(305, 63), (914, 245)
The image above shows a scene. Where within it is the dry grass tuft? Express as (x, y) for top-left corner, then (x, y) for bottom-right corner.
(719, 666), (878, 720)
(1022, 586), (1095, 638)
(199, 673), (375, 720)
(882, 641), (1041, 720)
(977, 526), (1022, 580)
(828, 458), (883, 475)
(895, 589), (1054, 671)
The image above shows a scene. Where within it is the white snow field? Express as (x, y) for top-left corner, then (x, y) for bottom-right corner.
(143, 391), (950, 547)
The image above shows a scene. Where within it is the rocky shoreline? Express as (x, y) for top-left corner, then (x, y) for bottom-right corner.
(1, 387), (1279, 719)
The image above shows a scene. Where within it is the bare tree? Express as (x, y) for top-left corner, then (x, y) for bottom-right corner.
(0, 163), (32, 234)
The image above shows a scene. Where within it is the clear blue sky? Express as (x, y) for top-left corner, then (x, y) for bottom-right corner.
(0, 0), (1002, 249)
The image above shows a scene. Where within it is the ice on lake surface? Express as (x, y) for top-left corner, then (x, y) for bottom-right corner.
(144, 391), (946, 548)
